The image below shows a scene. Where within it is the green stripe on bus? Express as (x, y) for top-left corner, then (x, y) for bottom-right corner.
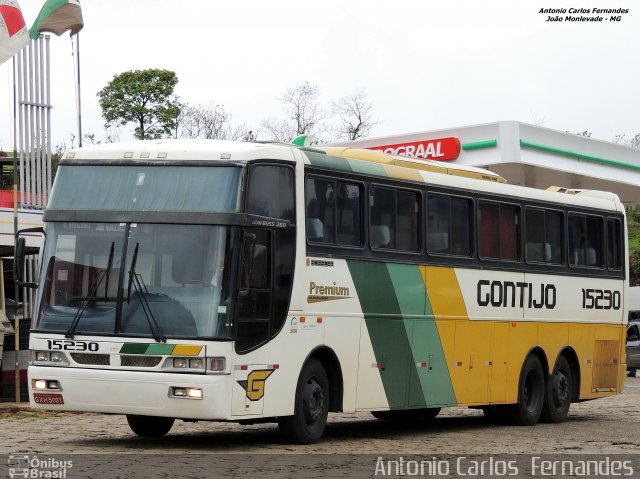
(346, 158), (388, 177)
(348, 261), (457, 408)
(387, 264), (456, 407)
(347, 260), (424, 408)
(119, 343), (150, 354)
(386, 264), (425, 317)
(412, 286), (457, 407)
(304, 151), (353, 172)
(145, 344), (176, 355)
(387, 264), (428, 408)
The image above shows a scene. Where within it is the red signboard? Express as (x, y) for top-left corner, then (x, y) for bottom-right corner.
(368, 137), (461, 161)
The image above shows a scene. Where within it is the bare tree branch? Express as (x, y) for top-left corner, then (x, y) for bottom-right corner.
(176, 103), (233, 140)
(260, 81), (328, 142)
(331, 88), (379, 141)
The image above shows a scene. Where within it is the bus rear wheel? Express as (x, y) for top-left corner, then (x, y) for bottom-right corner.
(509, 355), (545, 426)
(126, 415), (175, 437)
(278, 359), (329, 444)
(540, 355), (572, 423)
(371, 408), (441, 421)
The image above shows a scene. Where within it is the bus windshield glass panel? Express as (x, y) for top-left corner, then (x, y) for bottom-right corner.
(36, 222), (238, 339)
(49, 165), (242, 212)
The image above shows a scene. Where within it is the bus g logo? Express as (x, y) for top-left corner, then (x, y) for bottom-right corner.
(238, 369), (275, 401)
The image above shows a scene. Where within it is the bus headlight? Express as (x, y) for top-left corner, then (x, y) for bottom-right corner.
(173, 358), (188, 369)
(163, 357), (206, 373)
(208, 357), (226, 373)
(33, 379), (47, 390)
(31, 350), (69, 366)
(35, 351), (49, 362)
(50, 352), (64, 363)
(32, 379), (61, 391)
(169, 387), (203, 399)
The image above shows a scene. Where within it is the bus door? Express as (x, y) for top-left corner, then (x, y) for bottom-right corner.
(232, 164), (296, 416)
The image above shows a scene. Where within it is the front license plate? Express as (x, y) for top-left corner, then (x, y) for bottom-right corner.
(33, 393), (64, 405)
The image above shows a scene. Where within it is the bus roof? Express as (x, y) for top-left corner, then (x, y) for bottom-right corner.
(63, 139), (623, 213)
(62, 139), (298, 163)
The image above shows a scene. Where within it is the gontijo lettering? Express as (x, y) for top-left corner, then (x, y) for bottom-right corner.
(477, 280), (556, 309)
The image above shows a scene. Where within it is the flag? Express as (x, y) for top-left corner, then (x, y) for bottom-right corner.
(0, 0), (29, 66)
(29, 0), (83, 39)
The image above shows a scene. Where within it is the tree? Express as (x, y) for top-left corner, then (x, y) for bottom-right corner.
(619, 135), (640, 285)
(97, 69), (180, 140)
(331, 88), (379, 141)
(613, 133), (640, 149)
(177, 103), (232, 139)
(260, 81), (327, 142)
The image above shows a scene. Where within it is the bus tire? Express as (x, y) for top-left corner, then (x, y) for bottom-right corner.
(126, 415), (174, 437)
(371, 408), (440, 421)
(509, 355), (545, 426)
(540, 355), (572, 423)
(278, 359), (329, 444)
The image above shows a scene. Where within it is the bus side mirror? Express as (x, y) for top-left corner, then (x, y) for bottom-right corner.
(14, 237), (26, 283)
(238, 233), (256, 298)
(14, 227), (45, 288)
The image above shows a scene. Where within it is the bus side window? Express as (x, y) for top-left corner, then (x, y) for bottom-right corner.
(306, 177), (335, 243)
(306, 177), (362, 246)
(336, 183), (362, 246)
(427, 195), (472, 257)
(370, 186), (396, 249)
(525, 208), (563, 264)
(478, 202), (520, 261)
(569, 214), (603, 268)
(607, 218), (622, 271)
(247, 165), (295, 222)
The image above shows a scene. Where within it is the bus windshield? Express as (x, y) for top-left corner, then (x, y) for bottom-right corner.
(35, 222), (238, 340)
(49, 165), (242, 213)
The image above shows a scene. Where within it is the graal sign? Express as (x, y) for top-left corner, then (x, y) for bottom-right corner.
(368, 137), (461, 161)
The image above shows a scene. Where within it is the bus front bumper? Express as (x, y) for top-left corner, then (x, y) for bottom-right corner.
(28, 365), (231, 420)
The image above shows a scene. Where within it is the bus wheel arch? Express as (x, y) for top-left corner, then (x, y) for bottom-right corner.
(306, 346), (344, 413)
(278, 357), (330, 444)
(557, 347), (581, 402)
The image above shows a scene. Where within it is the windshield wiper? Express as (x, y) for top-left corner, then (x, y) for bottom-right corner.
(104, 241), (114, 301)
(66, 242), (115, 339)
(127, 242), (165, 342)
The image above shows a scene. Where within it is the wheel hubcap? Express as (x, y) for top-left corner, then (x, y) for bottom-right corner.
(523, 369), (540, 412)
(553, 371), (569, 407)
(302, 378), (325, 425)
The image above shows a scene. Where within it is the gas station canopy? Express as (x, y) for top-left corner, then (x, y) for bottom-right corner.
(334, 121), (640, 205)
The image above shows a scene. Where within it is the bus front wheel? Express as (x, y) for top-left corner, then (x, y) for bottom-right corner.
(540, 355), (572, 423)
(509, 355), (545, 426)
(126, 415), (175, 437)
(278, 359), (329, 444)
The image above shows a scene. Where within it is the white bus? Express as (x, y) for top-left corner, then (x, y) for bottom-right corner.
(19, 140), (628, 444)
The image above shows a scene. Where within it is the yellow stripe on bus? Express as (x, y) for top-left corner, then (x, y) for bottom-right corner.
(382, 164), (423, 182)
(172, 345), (203, 356)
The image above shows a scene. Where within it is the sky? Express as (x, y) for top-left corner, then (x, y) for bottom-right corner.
(1, 0), (639, 150)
